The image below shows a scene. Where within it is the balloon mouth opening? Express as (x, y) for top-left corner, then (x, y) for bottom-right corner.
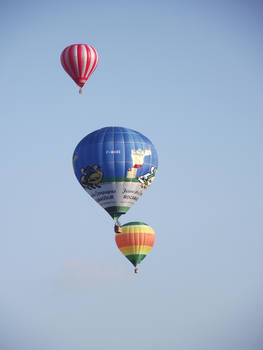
(76, 80), (85, 88)
(77, 79), (87, 87)
(104, 207), (130, 221)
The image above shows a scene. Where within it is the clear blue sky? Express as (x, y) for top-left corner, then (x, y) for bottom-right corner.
(1, 1), (263, 349)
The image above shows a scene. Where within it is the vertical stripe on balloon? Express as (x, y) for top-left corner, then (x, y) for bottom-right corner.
(68, 45), (77, 81)
(73, 45), (79, 78)
(77, 44), (83, 79)
(81, 45), (87, 78)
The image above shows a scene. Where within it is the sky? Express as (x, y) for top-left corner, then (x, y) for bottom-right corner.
(1, 0), (263, 349)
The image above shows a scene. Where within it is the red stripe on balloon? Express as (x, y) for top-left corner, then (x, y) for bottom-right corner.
(68, 45), (78, 83)
(83, 45), (91, 79)
(78, 45), (83, 79)
(60, 48), (67, 73)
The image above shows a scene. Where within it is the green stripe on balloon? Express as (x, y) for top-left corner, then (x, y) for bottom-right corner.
(121, 221), (148, 227)
(105, 206), (130, 221)
(125, 254), (147, 267)
(102, 178), (139, 183)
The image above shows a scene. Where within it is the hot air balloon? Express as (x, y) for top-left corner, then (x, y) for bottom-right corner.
(73, 127), (158, 222)
(61, 44), (98, 93)
(115, 222), (155, 273)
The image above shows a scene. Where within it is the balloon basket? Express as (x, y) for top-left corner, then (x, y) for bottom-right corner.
(114, 224), (122, 233)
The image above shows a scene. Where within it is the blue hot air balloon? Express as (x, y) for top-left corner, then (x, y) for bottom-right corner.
(73, 127), (158, 221)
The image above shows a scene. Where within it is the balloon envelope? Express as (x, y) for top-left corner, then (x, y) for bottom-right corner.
(73, 127), (158, 221)
(61, 44), (98, 89)
(115, 222), (155, 267)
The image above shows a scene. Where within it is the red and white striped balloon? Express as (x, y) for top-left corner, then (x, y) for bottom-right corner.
(60, 44), (98, 93)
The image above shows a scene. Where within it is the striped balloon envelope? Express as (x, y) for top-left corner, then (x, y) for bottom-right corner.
(115, 222), (155, 272)
(73, 127), (158, 222)
(60, 44), (98, 93)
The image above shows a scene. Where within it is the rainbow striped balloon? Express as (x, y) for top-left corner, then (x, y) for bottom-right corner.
(115, 222), (155, 270)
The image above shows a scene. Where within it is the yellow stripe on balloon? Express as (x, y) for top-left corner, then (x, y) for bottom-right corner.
(119, 245), (153, 256)
(121, 225), (155, 235)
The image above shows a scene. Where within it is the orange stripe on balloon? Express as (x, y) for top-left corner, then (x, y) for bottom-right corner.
(115, 233), (155, 248)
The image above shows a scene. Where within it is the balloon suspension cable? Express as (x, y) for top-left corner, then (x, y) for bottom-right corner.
(79, 88), (82, 94)
(134, 268), (139, 274)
